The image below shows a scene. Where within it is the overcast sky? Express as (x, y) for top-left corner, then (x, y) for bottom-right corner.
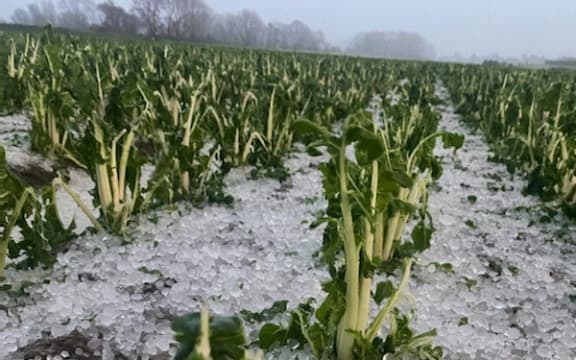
(1, 0), (575, 59)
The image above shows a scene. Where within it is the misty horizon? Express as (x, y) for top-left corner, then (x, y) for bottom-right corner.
(1, 0), (575, 59)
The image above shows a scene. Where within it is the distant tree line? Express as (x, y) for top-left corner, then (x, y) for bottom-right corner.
(546, 58), (576, 69)
(10, 0), (436, 60)
(347, 31), (435, 60)
(10, 0), (335, 53)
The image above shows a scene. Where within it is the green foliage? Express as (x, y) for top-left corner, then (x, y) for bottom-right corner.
(285, 76), (463, 358)
(258, 299), (331, 358)
(172, 312), (247, 360)
(1, 29), (431, 237)
(0, 146), (75, 279)
(9, 186), (76, 270)
(353, 312), (443, 360)
(240, 301), (288, 324)
(0, 29), (476, 359)
(373, 281), (396, 305)
(442, 63), (576, 217)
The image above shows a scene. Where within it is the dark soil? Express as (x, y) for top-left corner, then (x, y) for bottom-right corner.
(12, 330), (100, 360)
(9, 163), (57, 188)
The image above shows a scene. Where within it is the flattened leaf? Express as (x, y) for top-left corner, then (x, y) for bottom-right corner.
(441, 132), (465, 150)
(241, 300), (288, 323)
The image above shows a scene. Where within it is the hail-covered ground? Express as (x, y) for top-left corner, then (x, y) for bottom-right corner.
(410, 86), (576, 360)
(0, 84), (575, 360)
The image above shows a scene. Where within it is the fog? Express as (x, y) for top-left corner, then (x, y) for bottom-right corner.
(1, 0), (575, 59)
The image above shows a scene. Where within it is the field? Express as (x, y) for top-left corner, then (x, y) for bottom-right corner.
(0, 28), (575, 360)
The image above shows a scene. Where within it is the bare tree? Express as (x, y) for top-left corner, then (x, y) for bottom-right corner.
(131, 0), (164, 37)
(58, 0), (97, 29)
(11, 9), (33, 25)
(97, 1), (139, 33)
(163, 0), (212, 40)
(98, 1), (124, 31)
(281, 20), (327, 51)
(258, 20), (328, 52)
(163, 0), (181, 37)
(226, 10), (265, 47)
(10, 0), (335, 54)
(207, 13), (229, 43)
(11, 1), (58, 26)
(264, 22), (284, 49)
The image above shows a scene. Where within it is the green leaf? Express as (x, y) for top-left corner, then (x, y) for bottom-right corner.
(345, 126), (385, 164)
(172, 312), (246, 360)
(464, 219), (476, 229)
(411, 222), (433, 252)
(382, 169), (414, 189)
(137, 266), (163, 276)
(240, 300), (288, 323)
(389, 199), (417, 217)
(306, 146), (324, 157)
(432, 262), (454, 273)
(441, 132), (465, 150)
(508, 265), (520, 275)
(258, 323), (288, 350)
(292, 119), (331, 140)
(292, 120), (338, 152)
(301, 323), (329, 359)
(463, 277), (478, 289)
(316, 285), (345, 330)
(373, 281), (395, 305)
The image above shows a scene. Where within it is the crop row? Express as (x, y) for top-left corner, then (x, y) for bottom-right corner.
(442, 64), (576, 216)
(0, 29), (466, 359)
